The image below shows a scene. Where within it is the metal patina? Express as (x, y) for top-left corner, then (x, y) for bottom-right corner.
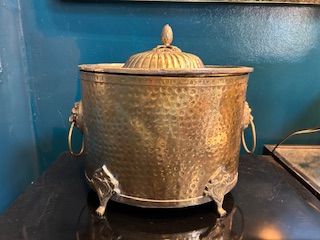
(68, 25), (255, 217)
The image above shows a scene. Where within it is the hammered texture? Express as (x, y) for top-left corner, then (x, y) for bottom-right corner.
(81, 72), (248, 202)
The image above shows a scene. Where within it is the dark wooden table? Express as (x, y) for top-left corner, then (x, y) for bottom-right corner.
(0, 152), (320, 240)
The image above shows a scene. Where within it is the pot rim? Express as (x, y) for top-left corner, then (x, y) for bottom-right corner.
(79, 63), (253, 77)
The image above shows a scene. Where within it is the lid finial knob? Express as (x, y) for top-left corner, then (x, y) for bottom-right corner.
(161, 24), (173, 46)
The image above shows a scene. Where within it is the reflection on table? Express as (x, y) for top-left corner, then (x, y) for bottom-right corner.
(76, 191), (244, 240)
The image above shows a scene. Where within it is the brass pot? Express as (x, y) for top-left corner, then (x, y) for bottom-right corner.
(68, 25), (255, 217)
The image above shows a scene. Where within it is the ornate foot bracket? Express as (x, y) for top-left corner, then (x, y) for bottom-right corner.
(204, 167), (238, 217)
(86, 165), (120, 217)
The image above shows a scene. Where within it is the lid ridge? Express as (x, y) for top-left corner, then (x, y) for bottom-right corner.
(123, 24), (205, 70)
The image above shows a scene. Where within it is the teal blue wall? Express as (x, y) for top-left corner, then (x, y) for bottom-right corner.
(0, 0), (39, 212)
(1, 0), (320, 212)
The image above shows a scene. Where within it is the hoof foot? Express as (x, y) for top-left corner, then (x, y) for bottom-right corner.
(96, 206), (106, 216)
(218, 206), (226, 217)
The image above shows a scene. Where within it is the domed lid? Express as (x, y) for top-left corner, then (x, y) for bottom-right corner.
(79, 24), (253, 76)
(123, 24), (204, 69)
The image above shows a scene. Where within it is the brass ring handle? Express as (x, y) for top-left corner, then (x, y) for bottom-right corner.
(68, 121), (84, 156)
(241, 118), (256, 154)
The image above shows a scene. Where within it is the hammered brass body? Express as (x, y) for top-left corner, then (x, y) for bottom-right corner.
(67, 25), (254, 216)
(81, 71), (248, 207)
